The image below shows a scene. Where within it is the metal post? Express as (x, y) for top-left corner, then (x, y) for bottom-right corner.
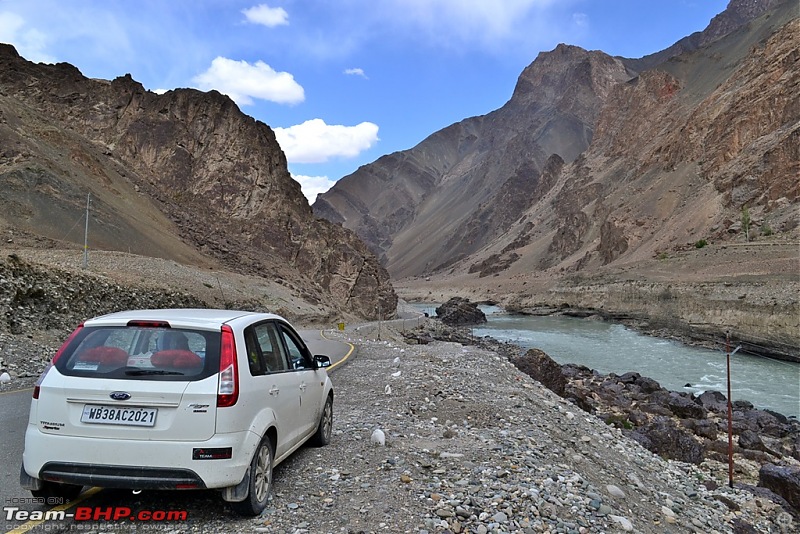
(377, 301), (382, 341)
(82, 194), (90, 268)
(726, 332), (733, 488)
(723, 333), (741, 489)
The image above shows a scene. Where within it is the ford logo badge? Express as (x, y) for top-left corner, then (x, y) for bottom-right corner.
(110, 391), (131, 401)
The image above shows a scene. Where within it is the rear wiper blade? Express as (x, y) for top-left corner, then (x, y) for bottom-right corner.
(124, 368), (184, 376)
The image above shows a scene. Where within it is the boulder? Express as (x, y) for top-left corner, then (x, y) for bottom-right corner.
(741, 408), (789, 438)
(682, 418), (719, 440)
(561, 363), (592, 379)
(758, 464), (800, 512)
(739, 430), (769, 452)
(697, 390), (728, 413)
(435, 297), (487, 326)
(630, 416), (705, 464)
(667, 392), (708, 419)
(634, 375), (662, 394)
(639, 402), (674, 417)
(563, 383), (597, 413)
(618, 372), (640, 384)
(512, 348), (567, 397)
(627, 410), (650, 427)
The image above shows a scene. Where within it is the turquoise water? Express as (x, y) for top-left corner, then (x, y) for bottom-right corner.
(413, 304), (799, 418)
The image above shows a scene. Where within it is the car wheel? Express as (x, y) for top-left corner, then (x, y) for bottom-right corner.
(31, 481), (83, 501)
(230, 437), (274, 516)
(311, 395), (333, 446)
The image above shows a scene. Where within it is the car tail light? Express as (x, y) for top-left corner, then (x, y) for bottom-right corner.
(126, 320), (171, 328)
(51, 324), (84, 364)
(217, 325), (239, 407)
(34, 324), (84, 399)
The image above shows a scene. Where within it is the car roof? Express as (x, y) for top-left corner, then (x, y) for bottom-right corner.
(84, 309), (286, 329)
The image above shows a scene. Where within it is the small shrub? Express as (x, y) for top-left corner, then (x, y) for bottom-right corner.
(761, 224), (773, 236)
(604, 414), (633, 430)
(741, 206), (751, 242)
(695, 239), (708, 249)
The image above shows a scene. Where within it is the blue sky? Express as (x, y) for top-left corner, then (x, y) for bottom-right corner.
(0, 0), (729, 203)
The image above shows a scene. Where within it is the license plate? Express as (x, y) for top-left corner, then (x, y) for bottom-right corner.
(81, 405), (158, 427)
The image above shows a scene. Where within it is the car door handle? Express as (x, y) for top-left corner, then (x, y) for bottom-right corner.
(299, 383), (307, 392)
(269, 386), (280, 396)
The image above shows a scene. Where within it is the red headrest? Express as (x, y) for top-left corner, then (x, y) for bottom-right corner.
(77, 346), (129, 365)
(151, 350), (202, 369)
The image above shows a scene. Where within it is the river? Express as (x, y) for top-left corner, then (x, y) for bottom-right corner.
(412, 304), (799, 418)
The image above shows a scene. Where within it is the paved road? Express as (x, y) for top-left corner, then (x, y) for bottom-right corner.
(300, 328), (354, 370)
(0, 330), (351, 533)
(1, 387), (31, 525)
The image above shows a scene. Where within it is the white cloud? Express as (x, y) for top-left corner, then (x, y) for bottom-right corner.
(0, 11), (55, 63)
(192, 57), (304, 106)
(292, 174), (337, 203)
(344, 67), (367, 78)
(0, 12), (25, 36)
(274, 119), (379, 164)
(572, 12), (588, 28)
(382, 0), (553, 41)
(242, 4), (289, 27)
(374, 0), (564, 50)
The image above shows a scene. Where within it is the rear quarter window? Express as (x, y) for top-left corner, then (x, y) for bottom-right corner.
(55, 326), (220, 381)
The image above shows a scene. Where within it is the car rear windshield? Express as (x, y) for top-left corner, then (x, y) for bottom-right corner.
(55, 326), (221, 381)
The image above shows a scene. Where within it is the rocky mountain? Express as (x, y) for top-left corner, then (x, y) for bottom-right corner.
(625, 0), (785, 72)
(0, 45), (396, 320)
(314, 0), (796, 280)
(313, 1), (798, 345)
(314, 44), (636, 278)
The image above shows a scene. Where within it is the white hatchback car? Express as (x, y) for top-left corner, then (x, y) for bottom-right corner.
(20, 309), (334, 515)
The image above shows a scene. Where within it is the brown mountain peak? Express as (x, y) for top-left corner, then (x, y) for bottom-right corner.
(512, 44), (633, 109)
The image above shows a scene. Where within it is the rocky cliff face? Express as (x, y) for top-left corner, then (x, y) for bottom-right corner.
(0, 45), (396, 319)
(528, 3), (798, 274)
(314, 46), (634, 278)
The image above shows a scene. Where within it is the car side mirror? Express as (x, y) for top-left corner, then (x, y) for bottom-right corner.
(314, 355), (332, 368)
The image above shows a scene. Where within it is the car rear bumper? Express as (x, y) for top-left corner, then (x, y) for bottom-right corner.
(23, 425), (259, 490)
(38, 463), (207, 490)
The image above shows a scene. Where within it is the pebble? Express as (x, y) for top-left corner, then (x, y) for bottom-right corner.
(606, 484), (626, 498)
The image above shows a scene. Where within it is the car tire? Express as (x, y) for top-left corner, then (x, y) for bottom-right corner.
(311, 395), (333, 446)
(230, 437), (274, 516)
(31, 481), (83, 501)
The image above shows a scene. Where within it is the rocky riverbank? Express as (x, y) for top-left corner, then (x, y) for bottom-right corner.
(403, 320), (800, 519)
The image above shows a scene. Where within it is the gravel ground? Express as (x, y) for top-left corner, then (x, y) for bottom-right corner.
(190, 323), (791, 534)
